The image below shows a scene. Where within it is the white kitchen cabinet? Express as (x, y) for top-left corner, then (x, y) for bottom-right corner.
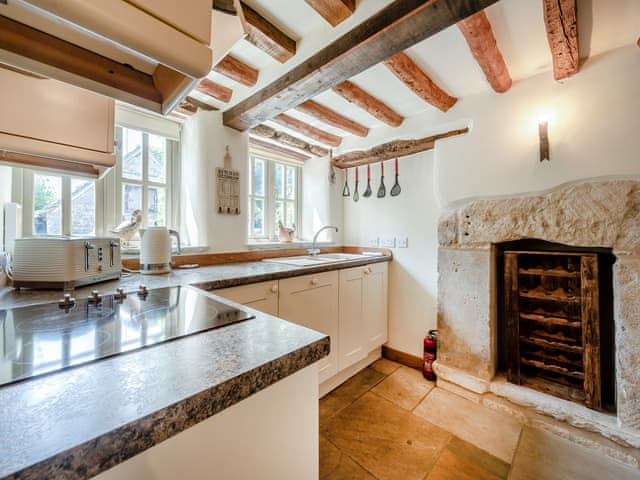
(278, 271), (339, 384)
(213, 280), (279, 317)
(0, 67), (115, 168)
(338, 262), (388, 370)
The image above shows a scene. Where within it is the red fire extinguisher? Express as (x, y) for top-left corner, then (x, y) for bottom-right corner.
(423, 330), (438, 381)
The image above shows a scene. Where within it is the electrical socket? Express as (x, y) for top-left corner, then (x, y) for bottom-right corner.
(365, 237), (379, 248)
(397, 237), (408, 248)
(380, 237), (396, 248)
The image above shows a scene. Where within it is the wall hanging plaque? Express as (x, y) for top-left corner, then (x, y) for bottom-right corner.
(216, 145), (240, 215)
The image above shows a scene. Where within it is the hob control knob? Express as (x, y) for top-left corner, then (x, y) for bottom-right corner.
(58, 293), (76, 309)
(137, 285), (149, 297)
(88, 290), (102, 304)
(114, 288), (127, 301)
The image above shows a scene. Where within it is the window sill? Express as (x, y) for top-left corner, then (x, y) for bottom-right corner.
(120, 245), (209, 258)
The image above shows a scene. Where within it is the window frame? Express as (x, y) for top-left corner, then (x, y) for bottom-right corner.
(114, 126), (175, 230)
(248, 151), (302, 241)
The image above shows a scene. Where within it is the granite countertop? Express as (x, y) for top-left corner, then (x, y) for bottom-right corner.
(0, 254), (390, 480)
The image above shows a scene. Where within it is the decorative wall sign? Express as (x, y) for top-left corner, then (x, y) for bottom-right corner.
(216, 145), (240, 215)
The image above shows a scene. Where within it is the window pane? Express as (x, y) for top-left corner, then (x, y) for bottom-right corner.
(253, 159), (264, 196)
(285, 202), (295, 228)
(122, 128), (143, 180)
(274, 200), (284, 236)
(148, 134), (167, 183)
(71, 179), (96, 235)
(33, 174), (62, 235)
(253, 199), (264, 236)
(274, 163), (284, 199)
(122, 183), (142, 222)
(286, 166), (296, 200)
(148, 186), (166, 226)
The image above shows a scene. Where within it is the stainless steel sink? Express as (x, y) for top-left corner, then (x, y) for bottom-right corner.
(263, 253), (369, 267)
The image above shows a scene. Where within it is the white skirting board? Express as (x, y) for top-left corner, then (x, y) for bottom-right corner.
(319, 347), (381, 398)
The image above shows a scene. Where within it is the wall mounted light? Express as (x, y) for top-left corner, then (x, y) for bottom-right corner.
(539, 121), (549, 162)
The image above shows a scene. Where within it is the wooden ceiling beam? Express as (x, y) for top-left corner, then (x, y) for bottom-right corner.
(195, 78), (233, 103)
(250, 137), (312, 161)
(213, 54), (258, 87)
(542, 0), (579, 80)
(383, 52), (457, 112)
(333, 128), (468, 168)
(184, 95), (218, 111)
(296, 99), (369, 137)
(304, 0), (355, 27)
(332, 80), (404, 127)
(251, 124), (329, 157)
(177, 99), (198, 113)
(240, 2), (296, 63)
(458, 11), (512, 93)
(212, 0), (237, 15)
(223, 0), (497, 131)
(272, 113), (342, 147)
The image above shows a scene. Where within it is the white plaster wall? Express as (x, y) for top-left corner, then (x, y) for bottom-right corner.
(343, 45), (640, 358)
(301, 156), (344, 243)
(180, 110), (249, 251)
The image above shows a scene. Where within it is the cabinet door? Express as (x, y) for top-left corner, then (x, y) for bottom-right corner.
(279, 271), (339, 383)
(213, 281), (279, 317)
(363, 262), (388, 352)
(338, 266), (367, 370)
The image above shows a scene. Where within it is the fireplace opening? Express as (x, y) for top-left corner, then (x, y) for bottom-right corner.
(496, 239), (615, 413)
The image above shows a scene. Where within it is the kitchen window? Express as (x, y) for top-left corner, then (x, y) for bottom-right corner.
(114, 126), (177, 229)
(14, 170), (101, 237)
(248, 154), (301, 241)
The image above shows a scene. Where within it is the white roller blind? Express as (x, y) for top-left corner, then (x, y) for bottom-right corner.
(115, 103), (182, 141)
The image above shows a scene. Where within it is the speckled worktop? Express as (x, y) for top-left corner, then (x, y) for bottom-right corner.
(0, 254), (390, 480)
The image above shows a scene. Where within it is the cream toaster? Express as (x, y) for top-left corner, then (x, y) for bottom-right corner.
(11, 236), (121, 289)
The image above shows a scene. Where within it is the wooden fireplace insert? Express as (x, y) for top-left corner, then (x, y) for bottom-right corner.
(499, 242), (615, 412)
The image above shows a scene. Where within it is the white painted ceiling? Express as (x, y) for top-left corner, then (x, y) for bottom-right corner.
(199, 0), (640, 147)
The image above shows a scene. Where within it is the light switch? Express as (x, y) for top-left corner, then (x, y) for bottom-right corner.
(365, 237), (379, 248)
(381, 237), (396, 248)
(397, 237), (408, 248)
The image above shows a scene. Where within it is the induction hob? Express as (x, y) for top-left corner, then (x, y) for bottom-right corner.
(0, 285), (255, 387)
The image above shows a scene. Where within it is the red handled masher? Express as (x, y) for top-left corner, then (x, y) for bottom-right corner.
(363, 164), (372, 198)
(353, 167), (360, 202)
(390, 158), (401, 196)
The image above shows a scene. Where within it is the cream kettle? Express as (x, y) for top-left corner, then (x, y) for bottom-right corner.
(139, 227), (181, 274)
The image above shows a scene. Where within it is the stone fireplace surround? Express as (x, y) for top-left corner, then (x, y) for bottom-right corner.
(434, 178), (640, 456)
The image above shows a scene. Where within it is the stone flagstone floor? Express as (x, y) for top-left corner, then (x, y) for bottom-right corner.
(319, 359), (640, 480)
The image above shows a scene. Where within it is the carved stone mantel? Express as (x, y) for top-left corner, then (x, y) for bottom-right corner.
(436, 179), (640, 440)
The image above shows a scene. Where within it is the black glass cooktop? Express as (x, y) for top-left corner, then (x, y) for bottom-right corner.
(0, 286), (254, 387)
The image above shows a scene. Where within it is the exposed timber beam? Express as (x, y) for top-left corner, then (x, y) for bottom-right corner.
(195, 78), (233, 103)
(240, 2), (297, 63)
(250, 137), (312, 161)
(332, 128), (469, 168)
(296, 99), (369, 137)
(251, 124), (329, 157)
(177, 100), (197, 114)
(213, 54), (258, 86)
(184, 95), (218, 111)
(223, 0), (498, 131)
(304, 0), (355, 27)
(272, 113), (342, 147)
(332, 80), (404, 127)
(542, 0), (578, 80)
(384, 52), (457, 112)
(458, 11), (512, 93)
(212, 0), (237, 15)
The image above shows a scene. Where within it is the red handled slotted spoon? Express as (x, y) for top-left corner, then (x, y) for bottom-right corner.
(363, 164), (372, 198)
(390, 158), (401, 196)
(342, 168), (351, 197)
(377, 162), (386, 198)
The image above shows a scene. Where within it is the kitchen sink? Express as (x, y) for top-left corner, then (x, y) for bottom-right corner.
(263, 253), (369, 267)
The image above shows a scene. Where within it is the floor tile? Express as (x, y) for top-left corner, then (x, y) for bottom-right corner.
(413, 388), (522, 463)
(509, 427), (640, 480)
(426, 448), (503, 480)
(370, 358), (402, 376)
(320, 435), (376, 480)
(371, 366), (434, 410)
(445, 437), (509, 479)
(324, 392), (452, 480)
(319, 367), (386, 424)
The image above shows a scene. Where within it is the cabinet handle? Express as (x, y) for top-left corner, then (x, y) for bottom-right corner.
(310, 278), (319, 286)
(363, 267), (372, 275)
(270, 284), (278, 293)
